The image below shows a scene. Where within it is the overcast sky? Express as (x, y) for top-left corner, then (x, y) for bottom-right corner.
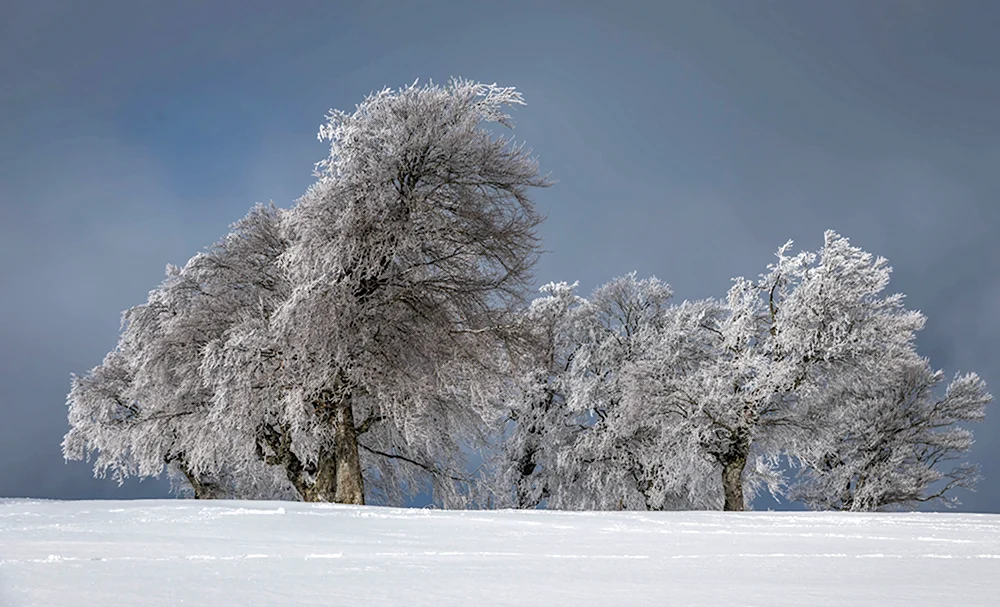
(2, 0), (998, 511)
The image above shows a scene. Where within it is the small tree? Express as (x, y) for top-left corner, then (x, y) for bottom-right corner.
(494, 274), (716, 510)
(562, 273), (701, 510)
(792, 352), (991, 511)
(623, 232), (928, 510)
(489, 281), (589, 509)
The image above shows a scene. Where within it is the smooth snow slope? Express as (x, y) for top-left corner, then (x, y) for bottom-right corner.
(1, 500), (998, 606)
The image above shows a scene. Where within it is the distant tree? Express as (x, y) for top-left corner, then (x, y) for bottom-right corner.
(500, 233), (991, 513)
(561, 273), (708, 510)
(621, 232), (931, 510)
(489, 281), (588, 509)
(791, 352), (991, 511)
(492, 274), (718, 510)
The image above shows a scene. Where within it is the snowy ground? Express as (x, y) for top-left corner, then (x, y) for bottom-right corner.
(1, 500), (998, 606)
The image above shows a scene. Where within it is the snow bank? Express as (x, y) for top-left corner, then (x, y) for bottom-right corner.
(1, 500), (998, 606)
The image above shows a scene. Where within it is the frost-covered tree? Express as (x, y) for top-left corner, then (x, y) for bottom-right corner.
(67, 79), (548, 506)
(209, 78), (548, 505)
(482, 232), (991, 513)
(489, 281), (588, 508)
(791, 352), (991, 511)
(561, 273), (705, 510)
(493, 274), (714, 510)
(624, 232), (928, 510)
(64, 204), (298, 500)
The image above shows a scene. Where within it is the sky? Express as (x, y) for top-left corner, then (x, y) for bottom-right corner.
(1, 0), (998, 511)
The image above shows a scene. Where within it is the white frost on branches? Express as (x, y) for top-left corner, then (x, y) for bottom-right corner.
(792, 353), (991, 511)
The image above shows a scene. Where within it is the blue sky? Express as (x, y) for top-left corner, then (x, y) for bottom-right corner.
(2, 0), (998, 510)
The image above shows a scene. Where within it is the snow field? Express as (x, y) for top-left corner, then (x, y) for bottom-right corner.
(1, 500), (998, 606)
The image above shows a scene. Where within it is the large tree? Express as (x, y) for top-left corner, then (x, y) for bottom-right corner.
(66, 79), (549, 506)
(210, 78), (548, 505)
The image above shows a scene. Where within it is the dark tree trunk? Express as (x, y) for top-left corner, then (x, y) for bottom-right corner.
(305, 386), (365, 505)
(515, 447), (539, 509)
(720, 427), (750, 511)
(258, 422), (315, 501)
(179, 465), (226, 499)
(302, 446), (338, 503)
(331, 396), (365, 504)
(721, 453), (747, 511)
(261, 379), (366, 504)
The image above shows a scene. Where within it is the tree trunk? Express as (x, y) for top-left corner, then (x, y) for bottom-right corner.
(721, 451), (748, 511)
(258, 422), (315, 501)
(302, 447), (338, 503)
(297, 374), (366, 504)
(331, 396), (365, 504)
(179, 465), (226, 500)
(305, 391), (365, 505)
(515, 446), (539, 509)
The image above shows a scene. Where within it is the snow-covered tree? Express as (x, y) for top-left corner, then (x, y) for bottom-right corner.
(64, 204), (298, 500)
(66, 76), (990, 514)
(791, 351), (991, 511)
(67, 79), (548, 506)
(492, 274), (715, 510)
(210, 78), (548, 505)
(622, 232), (929, 510)
(488, 281), (589, 508)
(560, 273), (705, 510)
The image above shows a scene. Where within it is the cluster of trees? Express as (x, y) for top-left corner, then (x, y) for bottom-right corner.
(64, 79), (991, 512)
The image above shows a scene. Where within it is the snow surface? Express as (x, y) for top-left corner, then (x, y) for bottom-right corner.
(1, 500), (998, 606)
